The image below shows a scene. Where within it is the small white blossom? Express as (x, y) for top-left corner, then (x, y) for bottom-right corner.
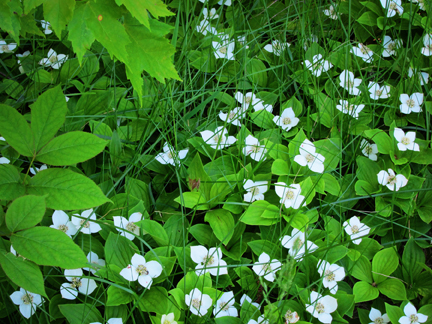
(240, 294), (260, 309)
(90, 318), (123, 324)
(294, 139), (325, 173)
(339, 70), (362, 95)
(243, 180), (268, 202)
(242, 135), (267, 161)
(399, 93), (423, 114)
(39, 49), (68, 69)
(264, 40), (290, 56)
(408, 68), (429, 86)
(113, 212), (143, 241)
(217, 0), (231, 5)
(71, 209), (102, 234)
(280, 228), (318, 261)
(248, 315), (269, 324)
(120, 253), (163, 289)
(214, 291), (238, 318)
(30, 164), (47, 175)
(60, 268), (97, 300)
(202, 8), (219, 20)
(304, 54), (333, 77)
(155, 143), (188, 166)
(398, 303), (428, 324)
(306, 291), (338, 324)
(212, 36), (235, 60)
(273, 107), (300, 131)
(50, 210), (78, 238)
(368, 82), (390, 100)
(421, 33), (432, 56)
(394, 128), (420, 152)
(41, 20), (53, 34)
(235, 92), (271, 112)
(16, 51), (30, 64)
(343, 216), (371, 245)
(303, 34), (318, 51)
(275, 182), (306, 209)
(10, 288), (43, 319)
(0, 40), (17, 54)
(382, 36), (402, 57)
(380, 0), (403, 17)
(200, 126), (237, 149)
(351, 43), (374, 63)
(377, 168), (408, 191)
(252, 252), (281, 282)
(369, 308), (390, 324)
(323, 5), (338, 19)
(160, 313), (177, 324)
(83, 252), (106, 275)
(0, 156), (10, 164)
(361, 139), (379, 161)
(285, 310), (300, 324)
(196, 19), (218, 35)
(336, 100), (365, 119)
(185, 288), (213, 316)
(190, 246), (228, 276)
(317, 260), (346, 294)
(219, 107), (246, 126)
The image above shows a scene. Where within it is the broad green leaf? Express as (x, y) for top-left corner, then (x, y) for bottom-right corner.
(353, 281), (379, 302)
(272, 159), (290, 175)
(0, 251), (47, 297)
(402, 238), (425, 282)
(349, 255), (373, 283)
(247, 240), (279, 258)
(105, 232), (138, 269)
(246, 59), (267, 87)
(356, 156), (381, 185)
(125, 177), (151, 211)
(0, 164), (26, 200)
(59, 304), (103, 324)
(11, 226), (88, 268)
(357, 11), (378, 26)
(136, 219), (169, 246)
(189, 224), (219, 247)
(137, 286), (169, 314)
(36, 131), (107, 165)
(106, 285), (135, 306)
(204, 209), (235, 245)
(355, 180), (377, 195)
(385, 303), (404, 324)
(6, 195), (46, 232)
(115, 0), (174, 29)
(377, 278), (406, 300)
(321, 173), (341, 196)
(27, 168), (111, 210)
(240, 200), (280, 226)
(0, 104), (34, 156)
(31, 85), (67, 152)
(43, 0), (75, 35)
(174, 192), (210, 210)
(0, 1), (20, 41)
(364, 129), (392, 154)
(24, 0), (46, 14)
(187, 153), (212, 198)
(372, 247), (398, 284)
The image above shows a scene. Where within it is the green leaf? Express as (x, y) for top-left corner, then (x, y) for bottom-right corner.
(27, 168), (111, 210)
(6, 195), (46, 232)
(364, 129), (392, 154)
(0, 104), (34, 157)
(115, 0), (174, 29)
(105, 232), (138, 269)
(349, 255), (373, 283)
(136, 219), (169, 246)
(385, 303), (404, 324)
(360, 1), (384, 16)
(43, 0), (75, 35)
(357, 11), (378, 26)
(187, 153), (212, 199)
(272, 159), (290, 175)
(11, 226), (88, 268)
(137, 286), (169, 314)
(125, 177), (151, 211)
(246, 59), (267, 87)
(0, 1), (20, 42)
(0, 164), (26, 200)
(31, 85), (67, 152)
(377, 278), (406, 300)
(0, 251), (47, 297)
(402, 238), (425, 282)
(204, 209), (235, 245)
(36, 131), (107, 165)
(372, 247), (398, 284)
(247, 240), (279, 258)
(174, 192), (210, 210)
(353, 281), (379, 302)
(59, 304), (103, 324)
(106, 285), (135, 306)
(189, 224), (219, 247)
(240, 200), (280, 226)
(24, 0), (46, 14)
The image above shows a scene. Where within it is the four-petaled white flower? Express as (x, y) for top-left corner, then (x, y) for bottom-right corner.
(212, 37), (235, 60)
(84, 251), (106, 275)
(323, 5), (338, 19)
(41, 20), (53, 34)
(50, 210), (78, 238)
(339, 70), (362, 95)
(240, 294), (260, 309)
(90, 318), (123, 324)
(113, 212), (143, 241)
(202, 8), (219, 20)
(421, 33), (432, 56)
(217, 0), (232, 5)
(10, 288), (43, 319)
(304, 54), (333, 77)
(201, 126), (237, 149)
(368, 82), (390, 100)
(155, 143), (188, 166)
(120, 253), (163, 289)
(351, 43), (374, 63)
(399, 93), (423, 114)
(16, 50), (30, 64)
(410, 0), (425, 10)
(196, 19), (217, 35)
(306, 291), (338, 324)
(190, 246), (228, 276)
(343, 216), (371, 245)
(161, 313), (177, 324)
(243, 180), (268, 202)
(303, 34), (319, 51)
(382, 36), (402, 57)
(30, 164), (47, 175)
(273, 107), (300, 131)
(377, 168), (408, 191)
(235, 92), (271, 112)
(219, 107), (246, 126)
(252, 252), (281, 282)
(0, 156), (10, 164)
(408, 68), (429, 86)
(72, 209), (102, 234)
(242, 135), (267, 162)
(264, 40), (290, 56)
(369, 308), (390, 324)
(294, 139), (325, 173)
(0, 40), (17, 54)
(248, 315), (269, 324)
(380, 0), (403, 17)
(398, 303), (428, 324)
(317, 260), (346, 294)
(336, 100), (365, 119)
(361, 139), (379, 161)
(60, 268), (97, 300)
(275, 182), (306, 209)
(280, 228), (318, 261)
(394, 128), (420, 152)
(214, 291), (238, 318)
(285, 310), (300, 323)
(185, 288), (213, 316)
(39, 49), (68, 69)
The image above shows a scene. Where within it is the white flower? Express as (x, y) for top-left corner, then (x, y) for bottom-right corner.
(155, 143), (188, 166)
(50, 210), (78, 238)
(196, 19), (218, 35)
(0, 40), (17, 53)
(273, 107), (300, 131)
(361, 139), (379, 161)
(113, 212), (143, 241)
(323, 5), (338, 19)
(65, 96), (70, 102)
(71, 209), (101, 234)
(30, 164), (47, 175)
(0, 156), (10, 164)
(369, 308), (390, 324)
(339, 70), (362, 95)
(368, 82), (390, 100)
(317, 260), (346, 294)
(408, 68), (429, 86)
(285, 310), (300, 324)
(237, 35), (249, 48)
(303, 34), (318, 51)
(161, 313), (177, 324)
(264, 40), (290, 56)
(217, 0), (232, 5)
(185, 288), (213, 316)
(16, 50), (30, 64)
(243, 180), (268, 202)
(294, 139), (325, 173)
(200, 126), (237, 149)
(351, 43), (374, 63)
(0, 136), (5, 141)
(412, 0), (426, 10)
(10, 288), (43, 319)
(421, 33), (432, 56)
(398, 303), (428, 324)
(190, 246), (228, 276)
(275, 182), (306, 209)
(39, 49), (68, 69)
(382, 36), (402, 57)
(219, 107), (246, 126)
(203, 8), (219, 20)
(83, 252), (106, 275)
(240, 294), (260, 309)
(336, 100), (365, 119)
(248, 315), (269, 324)
(91, 319), (123, 324)
(280, 228), (318, 261)
(214, 291), (238, 318)
(252, 252), (281, 282)
(399, 93), (423, 114)
(60, 268), (97, 300)
(304, 54), (333, 77)
(242, 135), (267, 162)
(380, 0), (403, 17)
(306, 291), (338, 324)
(377, 168), (408, 191)
(41, 20), (53, 34)
(119, 253), (163, 289)
(212, 37), (235, 60)
(343, 216), (371, 245)
(235, 92), (271, 112)
(394, 128), (420, 152)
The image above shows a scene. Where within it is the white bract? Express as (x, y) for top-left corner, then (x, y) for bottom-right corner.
(399, 93), (423, 114)
(280, 228), (318, 261)
(212, 37), (235, 60)
(16, 50), (30, 64)
(368, 82), (390, 100)
(252, 252), (281, 282)
(264, 40), (290, 56)
(336, 100), (365, 119)
(304, 54), (333, 77)
(0, 156), (10, 164)
(394, 128), (420, 152)
(30, 164), (47, 175)
(113, 212), (143, 241)
(84, 251), (106, 275)
(408, 68), (429, 85)
(303, 34), (318, 51)
(219, 107), (246, 126)
(411, 0), (425, 10)
(285, 310), (300, 323)
(317, 260), (346, 294)
(120, 253), (163, 289)
(0, 40), (17, 53)
(248, 315), (269, 324)
(421, 33), (432, 56)
(155, 143), (188, 166)
(343, 216), (371, 245)
(161, 313), (177, 324)
(213, 291), (238, 318)
(60, 268), (97, 300)
(244, 180), (268, 202)
(91, 318), (123, 324)
(196, 19), (217, 35)
(369, 308), (390, 324)
(240, 294), (260, 309)
(351, 43), (374, 63)
(377, 168), (408, 191)
(380, 0), (403, 17)
(10, 288), (43, 319)
(242, 135), (267, 162)
(339, 70), (362, 95)
(202, 8), (219, 20)
(361, 139), (379, 161)
(398, 303), (428, 324)
(323, 5), (338, 19)
(218, 0), (231, 5)
(72, 209), (102, 234)
(185, 288), (213, 316)
(235, 92), (271, 112)
(306, 291), (338, 324)
(273, 107), (299, 131)
(294, 139), (325, 173)
(41, 20), (53, 34)
(39, 49), (68, 69)
(382, 36), (402, 57)
(275, 182), (306, 209)
(50, 210), (78, 238)
(190, 246), (228, 276)
(201, 126), (237, 149)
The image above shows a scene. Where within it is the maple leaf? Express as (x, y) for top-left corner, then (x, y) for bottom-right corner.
(115, 0), (174, 29)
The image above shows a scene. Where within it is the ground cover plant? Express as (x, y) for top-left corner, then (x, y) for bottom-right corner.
(0, 0), (432, 323)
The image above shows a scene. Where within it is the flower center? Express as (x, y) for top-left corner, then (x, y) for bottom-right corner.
(1, 45), (9, 52)
(262, 263), (271, 273)
(365, 145), (373, 154)
(347, 104), (355, 112)
(167, 152), (173, 159)
(389, 2), (397, 10)
(315, 302), (325, 314)
(228, 111), (236, 119)
(164, 320), (171, 324)
(126, 222), (137, 232)
(136, 264), (149, 275)
(375, 89), (382, 97)
(360, 44), (370, 55)
(351, 225), (359, 234)
(305, 153), (315, 163)
(245, 96), (252, 104)
(219, 46), (227, 54)
(213, 134), (221, 144)
(324, 269), (336, 282)
(71, 277), (82, 288)
(406, 99), (415, 108)
(387, 42), (396, 51)
(203, 255), (215, 266)
(80, 219), (90, 228)
(58, 224), (69, 233)
(282, 117), (291, 125)
(191, 298), (201, 309)
(293, 237), (304, 250)
(285, 189), (295, 201)
(250, 186), (260, 196)
(387, 175), (397, 185)
(251, 145), (261, 153)
(401, 136), (411, 145)
(345, 80), (354, 89)
(49, 55), (58, 63)
(21, 293), (34, 305)
(374, 317), (384, 324)
(285, 310), (299, 323)
(219, 301), (230, 311)
(409, 315), (419, 324)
